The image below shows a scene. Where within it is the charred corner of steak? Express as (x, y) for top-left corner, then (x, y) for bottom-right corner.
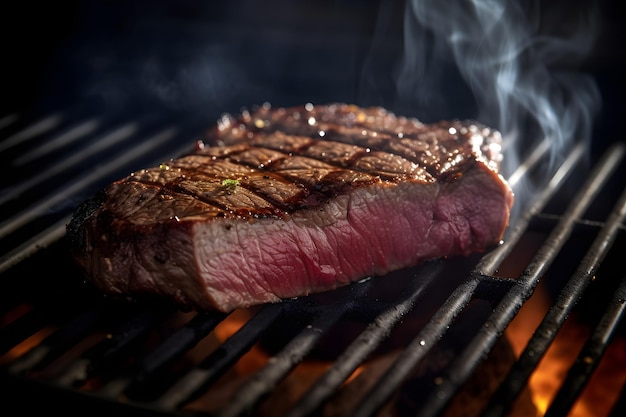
(66, 102), (514, 313)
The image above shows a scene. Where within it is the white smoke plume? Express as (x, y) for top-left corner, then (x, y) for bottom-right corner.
(362, 0), (601, 191)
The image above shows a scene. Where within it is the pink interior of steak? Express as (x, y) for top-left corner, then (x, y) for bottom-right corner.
(184, 160), (511, 311)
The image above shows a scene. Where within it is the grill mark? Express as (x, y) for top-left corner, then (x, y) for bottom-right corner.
(125, 112), (482, 220)
(243, 134), (435, 183)
(221, 105), (491, 180)
(126, 164), (287, 219)
(243, 173), (310, 211)
(133, 153), (357, 216)
(194, 142), (372, 199)
(311, 125), (476, 180)
(222, 142), (413, 197)
(208, 104), (498, 171)
(125, 175), (240, 218)
(242, 135), (421, 176)
(178, 152), (322, 210)
(129, 162), (315, 217)
(240, 123), (476, 183)
(181, 137), (434, 209)
(163, 171), (290, 218)
(168, 181), (274, 218)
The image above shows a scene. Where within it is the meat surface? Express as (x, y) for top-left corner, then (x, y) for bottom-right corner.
(67, 103), (514, 312)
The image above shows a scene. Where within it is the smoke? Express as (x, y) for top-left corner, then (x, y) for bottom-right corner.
(362, 0), (601, 190)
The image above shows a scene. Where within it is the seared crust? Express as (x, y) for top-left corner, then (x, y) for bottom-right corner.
(91, 103), (503, 224)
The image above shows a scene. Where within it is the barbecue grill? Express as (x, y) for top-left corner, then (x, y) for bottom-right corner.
(2, 1), (626, 416)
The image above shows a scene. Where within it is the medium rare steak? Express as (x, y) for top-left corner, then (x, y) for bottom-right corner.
(67, 103), (514, 312)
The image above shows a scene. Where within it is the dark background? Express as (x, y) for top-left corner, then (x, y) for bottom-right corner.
(1, 0), (624, 155)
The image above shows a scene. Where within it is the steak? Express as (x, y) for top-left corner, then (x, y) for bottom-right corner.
(67, 103), (514, 312)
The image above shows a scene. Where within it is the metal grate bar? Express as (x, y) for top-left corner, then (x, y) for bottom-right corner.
(0, 216), (69, 274)
(545, 272), (626, 417)
(216, 300), (355, 417)
(0, 113), (19, 131)
(154, 302), (285, 411)
(0, 125), (178, 242)
(0, 114), (63, 153)
(0, 124), (194, 274)
(96, 310), (227, 400)
(284, 262), (443, 417)
(87, 310), (176, 377)
(352, 277), (479, 417)
(53, 309), (171, 387)
(417, 143), (626, 417)
(14, 118), (101, 166)
(124, 311), (228, 391)
(483, 169), (626, 417)
(8, 308), (104, 375)
(477, 142), (585, 275)
(0, 120), (129, 207)
(505, 137), (551, 188)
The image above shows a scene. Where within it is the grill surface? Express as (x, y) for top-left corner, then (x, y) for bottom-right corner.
(2, 1), (626, 416)
(1, 108), (626, 417)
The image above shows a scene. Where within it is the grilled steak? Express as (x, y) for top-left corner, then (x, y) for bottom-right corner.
(67, 103), (514, 312)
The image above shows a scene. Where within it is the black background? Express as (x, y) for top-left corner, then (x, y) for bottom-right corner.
(1, 0), (624, 155)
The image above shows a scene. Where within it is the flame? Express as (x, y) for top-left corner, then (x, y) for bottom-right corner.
(507, 280), (626, 416)
(0, 328), (55, 366)
(0, 303), (54, 365)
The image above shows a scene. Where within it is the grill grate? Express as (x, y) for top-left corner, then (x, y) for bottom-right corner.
(1, 110), (626, 417)
(484, 164), (626, 417)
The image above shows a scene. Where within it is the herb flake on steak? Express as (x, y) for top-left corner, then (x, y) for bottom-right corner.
(67, 103), (514, 312)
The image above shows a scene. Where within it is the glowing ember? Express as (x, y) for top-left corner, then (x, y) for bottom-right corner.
(507, 281), (626, 416)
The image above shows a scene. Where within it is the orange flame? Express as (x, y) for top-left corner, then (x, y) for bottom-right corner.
(506, 280), (626, 417)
